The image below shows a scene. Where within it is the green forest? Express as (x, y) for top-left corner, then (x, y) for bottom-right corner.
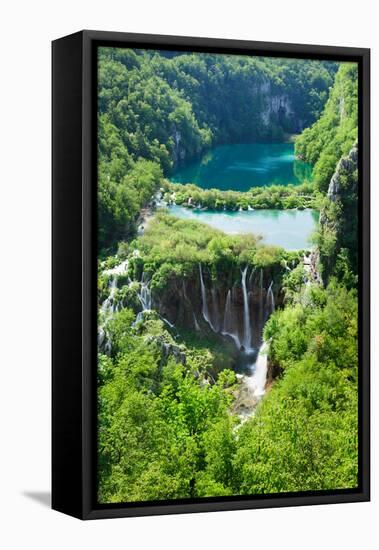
(97, 47), (358, 503)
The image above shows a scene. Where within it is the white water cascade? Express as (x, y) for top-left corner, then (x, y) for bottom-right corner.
(99, 259), (130, 353)
(101, 277), (117, 315)
(135, 272), (153, 323)
(199, 264), (216, 332)
(221, 289), (241, 349)
(101, 259), (129, 315)
(211, 286), (220, 332)
(241, 266), (252, 351)
(267, 281), (275, 314)
(246, 340), (269, 398)
(248, 267), (255, 288)
(199, 263), (270, 353)
(193, 312), (201, 331)
(138, 273), (152, 311)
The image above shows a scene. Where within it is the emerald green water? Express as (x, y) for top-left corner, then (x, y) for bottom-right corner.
(169, 205), (318, 250)
(170, 143), (313, 191)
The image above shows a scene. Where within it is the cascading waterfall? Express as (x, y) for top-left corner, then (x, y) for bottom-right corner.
(99, 257), (277, 418)
(241, 266), (252, 351)
(259, 267), (264, 322)
(283, 259), (291, 271)
(193, 312), (200, 331)
(199, 264), (216, 332)
(138, 272), (152, 311)
(135, 272), (153, 323)
(267, 281), (275, 314)
(99, 259), (130, 353)
(101, 258), (177, 332)
(223, 289), (232, 331)
(101, 277), (117, 315)
(199, 263), (267, 354)
(248, 267), (255, 288)
(101, 259), (130, 315)
(246, 340), (269, 398)
(221, 289), (241, 349)
(211, 286), (220, 332)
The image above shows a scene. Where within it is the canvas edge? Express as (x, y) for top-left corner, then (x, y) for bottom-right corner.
(52, 30), (370, 520)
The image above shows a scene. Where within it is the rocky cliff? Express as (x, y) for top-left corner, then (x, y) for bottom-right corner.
(153, 263), (285, 351)
(318, 143), (358, 285)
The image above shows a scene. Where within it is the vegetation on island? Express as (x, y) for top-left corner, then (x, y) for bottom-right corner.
(96, 48), (359, 503)
(163, 180), (321, 211)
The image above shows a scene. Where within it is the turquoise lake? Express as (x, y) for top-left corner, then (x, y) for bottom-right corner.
(170, 143), (313, 191)
(169, 205), (318, 250)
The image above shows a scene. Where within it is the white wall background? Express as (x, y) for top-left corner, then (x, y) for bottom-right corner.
(0, 0), (376, 547)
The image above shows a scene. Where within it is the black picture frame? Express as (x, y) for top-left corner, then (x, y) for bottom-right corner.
(52, 30), (370, 520)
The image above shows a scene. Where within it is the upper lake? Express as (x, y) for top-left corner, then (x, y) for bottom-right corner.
(170, 143), (313, 191)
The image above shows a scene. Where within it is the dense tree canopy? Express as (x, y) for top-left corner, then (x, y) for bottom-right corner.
(98, 280), (358, 501)
(97, 48), (338, 252)
(97, 48), (359, 504)
(295, 63), (358, 191)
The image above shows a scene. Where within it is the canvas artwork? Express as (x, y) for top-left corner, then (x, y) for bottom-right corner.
(96, 46), (359, 505)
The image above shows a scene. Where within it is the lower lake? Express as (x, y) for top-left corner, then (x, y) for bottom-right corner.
(169, 205), (318, 250)
(170, 142), (313, 191)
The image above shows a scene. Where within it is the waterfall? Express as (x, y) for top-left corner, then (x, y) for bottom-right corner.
(98, 327), (105, 346)
(103, 259), (129, 277)
(259, 268), (264, 322)
(100, 259), (129, 315)
(246, 341), (269, 398)
(211, 286), (220, 332)
(248, 267), (255, 288)
(138, 272), (152, 311)
(101, 277), (117, 314)
(99, 259), (130, 354)
(221, 289), (241, 349)
(199, 264), (216, 331)
(241, 266), (252, 351)
(193, 312), (200, 331)
(104, 340), (112, 355)
(161, 316), (175, 328)
(267, 281), (275, 314)
(223, 289), (232, 331)
(134, 272), (153, 325)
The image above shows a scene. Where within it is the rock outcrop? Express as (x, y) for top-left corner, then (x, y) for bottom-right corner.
(153, 263), (285, 350)
(326, 143), (358, 203)
(318, 143), (358, 284)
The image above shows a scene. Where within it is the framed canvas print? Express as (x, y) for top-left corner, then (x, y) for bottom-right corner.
(52, 30), (370, 519)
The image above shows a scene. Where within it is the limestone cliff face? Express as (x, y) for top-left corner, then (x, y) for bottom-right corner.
(326, 143), (358, 203)
(171, 82), (308, 168)
(259, 81), (300, 132)
(152, 263), (285, 350)
(318, 143), (358, 284)
(261, 93), (294, 126)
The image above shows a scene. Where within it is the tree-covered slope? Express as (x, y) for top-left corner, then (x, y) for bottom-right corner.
(99, 48), (337, 168)
(295, 63), (358, 191)
(96, 49), (359, 504)
(98, 279), (358, 501)
(233, 282), (358, 494)
(97, 48), (338, 251)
